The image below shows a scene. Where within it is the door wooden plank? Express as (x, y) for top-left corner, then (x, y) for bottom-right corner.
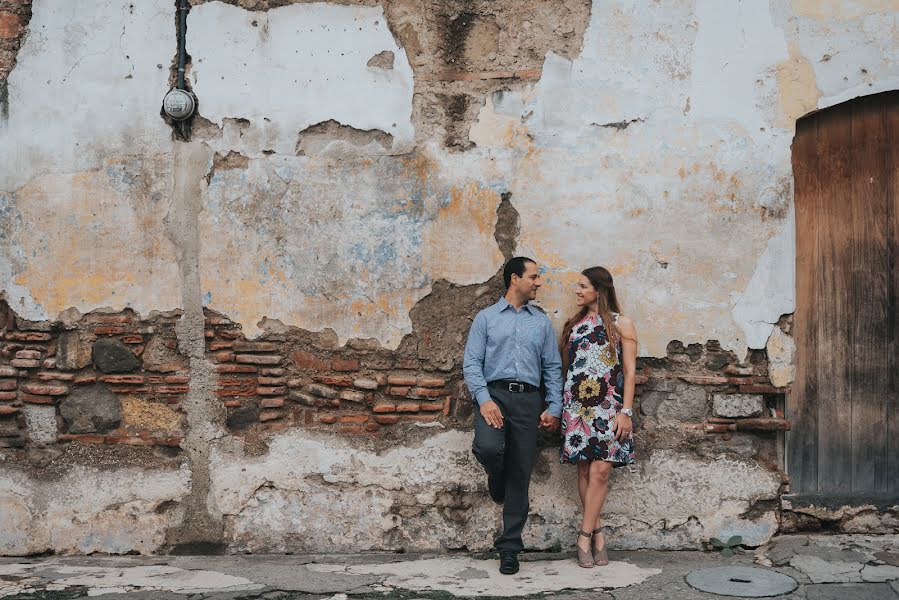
(790, 112), (820, 494)
(848, 94), (891, 495)
(815, 103), (853, 495)
(886, 94), (899, 497)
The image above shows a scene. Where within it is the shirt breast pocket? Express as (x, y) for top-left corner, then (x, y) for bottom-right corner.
(527, 320), (546, 349)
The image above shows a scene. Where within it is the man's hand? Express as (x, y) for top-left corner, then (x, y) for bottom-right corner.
(480, 399), (504, 429)
(539, 411), (560, 432)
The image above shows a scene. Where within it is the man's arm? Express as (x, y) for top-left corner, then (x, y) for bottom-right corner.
(463, 312), (492, 406)
(540, 318), (563, 418)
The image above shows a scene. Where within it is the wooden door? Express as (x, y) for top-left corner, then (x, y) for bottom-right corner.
(790, 91), (898, 500)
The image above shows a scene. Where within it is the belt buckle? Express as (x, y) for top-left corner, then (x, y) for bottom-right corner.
(508, 382), (524, 393)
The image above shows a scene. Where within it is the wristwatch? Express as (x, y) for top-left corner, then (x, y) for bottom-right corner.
(620, 408), (633, 417)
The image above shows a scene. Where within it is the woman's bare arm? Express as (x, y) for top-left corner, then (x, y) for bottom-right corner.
(618, 315), (638, 410)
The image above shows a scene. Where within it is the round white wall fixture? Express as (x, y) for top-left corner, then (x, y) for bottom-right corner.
(163, 89), (195, 120)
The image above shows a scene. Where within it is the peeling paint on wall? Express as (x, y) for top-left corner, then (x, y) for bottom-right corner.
(0, 0), (172, 192)
(0, 464), (190, 555)
(460, 0), (894, 357)
(200, 151), (504, 344)
(188, 2), (415, 157)
(209, 429), (780, 552)
(779, 1), (899, 110)
(0, 0), (176, 321)
(2, 162), (181, 321)
(732, 211), (796, 355)
(3, 0), (894, 355)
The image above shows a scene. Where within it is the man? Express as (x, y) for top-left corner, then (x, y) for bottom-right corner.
(463, 256), (563, 575)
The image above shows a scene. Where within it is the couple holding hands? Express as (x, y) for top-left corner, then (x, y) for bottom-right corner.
(463, 257), (638, 574)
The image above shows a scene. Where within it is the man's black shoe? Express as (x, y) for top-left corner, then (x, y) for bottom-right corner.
(487, 472), (505, 504)
(499, 552), (519, 575)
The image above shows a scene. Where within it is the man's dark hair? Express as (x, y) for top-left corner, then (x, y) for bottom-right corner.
(503, 256), (536, 289)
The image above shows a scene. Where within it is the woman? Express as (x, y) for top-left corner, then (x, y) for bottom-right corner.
(559, 266), (637, 568)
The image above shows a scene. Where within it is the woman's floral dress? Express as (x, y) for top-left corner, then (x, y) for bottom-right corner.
(560, 313), (636, 466)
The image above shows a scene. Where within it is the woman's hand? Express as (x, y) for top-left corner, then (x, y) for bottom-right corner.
(613, 413), (632, 441)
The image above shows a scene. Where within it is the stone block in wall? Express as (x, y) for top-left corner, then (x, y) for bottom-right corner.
(227, 402), (260, 430)
(656, 385), (708, 422)
(306, 383), (337, 399)
(92, 338), (141, 374)
(353, 378), (378, 390)
(704, 341), (735, 371)
(638, 390), (668, 417)
(59, 383), (121, 433)
(22, 404), (57, 445)
(291, 350), (329, 371)
(713, 393), (765, 418)
(766, 328), (795, 388)
(142, 336), (187, 372)
(120, 397), (182, 436)
(0, 415), (20, 437)
(645, 377), (678, 393)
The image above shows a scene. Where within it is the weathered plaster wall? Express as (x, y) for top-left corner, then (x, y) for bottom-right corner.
(0, 448), (190, 555)
(0, 0), (177, 319)
(0, 0), (896, 555)
(209, 431), (781, 552)
(475, 0), (897, 358)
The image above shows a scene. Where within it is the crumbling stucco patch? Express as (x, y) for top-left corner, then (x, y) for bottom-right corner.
(188, 2), (415, 157)
(209, 429), (492, 552)
(732, 212), (796, 356)
(199, 151), (504, 345)
(1, 161), (182, 321)
(534, 449), (781, 550)
(294, 119), (394, 157)
(776, 42), (823, 127)
(367, 50), (394, 70)
(781, 498), (899, 534)
(463, 1), (805, 357)
(776, 2), (899, 110)
(209, 430), (780, 553)
(0, 465), (190, 555)
(690, 0), (789, 136)
(790, 0), (898, 22)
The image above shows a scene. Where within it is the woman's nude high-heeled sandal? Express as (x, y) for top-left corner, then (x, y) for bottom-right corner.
(576, 530), (595, 568)
(592, 529), (609, 566)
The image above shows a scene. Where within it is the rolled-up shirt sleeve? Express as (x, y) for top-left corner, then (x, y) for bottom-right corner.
(541, 318), (563, 417)
(463, 312), (492, 406)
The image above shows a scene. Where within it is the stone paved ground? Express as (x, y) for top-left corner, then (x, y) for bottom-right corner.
(1, 535), (897, 599)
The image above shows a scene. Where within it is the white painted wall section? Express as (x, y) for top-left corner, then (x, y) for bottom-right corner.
(0, 0), (173, 192)
(189, 2), (415, 157)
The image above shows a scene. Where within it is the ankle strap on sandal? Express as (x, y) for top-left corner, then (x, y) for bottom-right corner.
(578, 530), (593, 538)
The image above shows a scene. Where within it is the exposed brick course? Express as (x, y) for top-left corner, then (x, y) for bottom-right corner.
(0, 302), (791, 445)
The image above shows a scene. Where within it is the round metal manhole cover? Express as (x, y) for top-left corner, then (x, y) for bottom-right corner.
(686, 567), (797, 597)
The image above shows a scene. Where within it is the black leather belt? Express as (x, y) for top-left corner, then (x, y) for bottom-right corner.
(488, 380), (537, 393)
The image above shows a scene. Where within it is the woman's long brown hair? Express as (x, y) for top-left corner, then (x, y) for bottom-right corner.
(560, 266), (622, 377)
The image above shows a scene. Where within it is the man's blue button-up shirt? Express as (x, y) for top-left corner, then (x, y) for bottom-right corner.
(463, 297), (563, 418)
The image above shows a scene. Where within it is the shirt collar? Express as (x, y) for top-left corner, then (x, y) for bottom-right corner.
(496, 297), (534, 313)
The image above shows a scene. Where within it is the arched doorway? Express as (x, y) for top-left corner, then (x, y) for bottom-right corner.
(789, 91), (898, 502)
